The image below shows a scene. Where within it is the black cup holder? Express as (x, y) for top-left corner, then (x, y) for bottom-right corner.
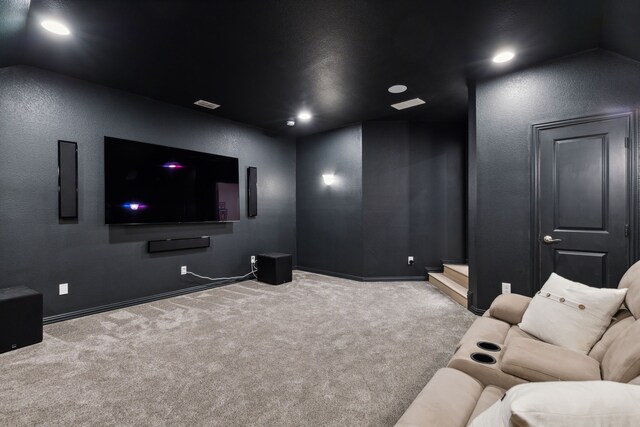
(477, 341), (501, 352)
(470, 352), (497, 365)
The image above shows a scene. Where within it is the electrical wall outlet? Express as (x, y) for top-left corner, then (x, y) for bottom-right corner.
(180, 266), (187, 275)
(251, 255), (256, 265)
(59, 283), (69, 295)
(502, 282), (511, 294)
(408, 256), (414, 265)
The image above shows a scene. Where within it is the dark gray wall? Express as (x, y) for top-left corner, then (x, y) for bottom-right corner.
(296, 125), (364, 278)
(602, 0), (640, 63)
(0, 66), (296, 319)
(362, 122), (466, 278)
(467, 86), (478, 310)
(470, 49), (640, 310)
(296, 121), (466, 280)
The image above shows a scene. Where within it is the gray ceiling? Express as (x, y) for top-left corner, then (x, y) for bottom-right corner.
(1, 0), (639, 135)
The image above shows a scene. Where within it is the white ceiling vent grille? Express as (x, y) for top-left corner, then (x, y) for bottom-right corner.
(391, 98), (425, 110)
(194, 100), (220, 110)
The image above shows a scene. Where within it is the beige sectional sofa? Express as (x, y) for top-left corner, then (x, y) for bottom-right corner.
(396, 261), (640, 426)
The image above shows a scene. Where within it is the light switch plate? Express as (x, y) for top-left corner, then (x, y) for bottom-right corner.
(501, 282), (511, 294)
(59, 283), (69, 295)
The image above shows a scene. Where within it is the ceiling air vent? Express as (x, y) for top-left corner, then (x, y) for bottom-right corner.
(391, 98), (425, 110)
(194, 100), (220, 110)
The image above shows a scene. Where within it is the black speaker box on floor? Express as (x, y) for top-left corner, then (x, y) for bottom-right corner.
(0, 286), (43, 354)
(257, 253), (292, 285)
(247, 167), (257, 217)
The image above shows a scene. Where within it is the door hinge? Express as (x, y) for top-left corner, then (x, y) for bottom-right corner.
(625, 224), (630, 237)
(625, 137), (630, 148)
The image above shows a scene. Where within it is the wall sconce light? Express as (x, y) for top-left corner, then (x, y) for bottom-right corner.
(322, 174), (335, 186)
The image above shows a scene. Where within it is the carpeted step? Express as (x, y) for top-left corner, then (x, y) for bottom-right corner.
(428, 272), (467, 307)
(443, 264), (468, 288)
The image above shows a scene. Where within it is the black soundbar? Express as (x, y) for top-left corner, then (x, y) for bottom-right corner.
(147, 236), (210, 253)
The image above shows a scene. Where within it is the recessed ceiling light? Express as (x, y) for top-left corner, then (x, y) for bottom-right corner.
(298, 111), (312, 121)
(391, 98), (425, 110)
(286, 120), (295, 127)
(492, 51), (515, 63)
(194, 100), (220, 110)
(41, 20), (71, 36)
(388, 85), (407, 94)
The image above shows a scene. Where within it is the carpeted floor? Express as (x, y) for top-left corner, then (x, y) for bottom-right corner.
(0, 271), (475, 426)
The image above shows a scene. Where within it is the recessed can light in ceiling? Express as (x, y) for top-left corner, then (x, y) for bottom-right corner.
(41, 20), (71, 36)
(287, 120), (295, 127)
(492, 51), (515, 63)
(298, 111), (312, 121)
(388, 85), (407, 94)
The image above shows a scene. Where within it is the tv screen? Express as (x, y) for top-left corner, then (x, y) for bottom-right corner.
(104, 137), (240, 224)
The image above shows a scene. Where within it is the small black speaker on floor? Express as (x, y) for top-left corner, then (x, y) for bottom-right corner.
(257, 253), (292, 285)
(247, 167), (257, 217)
(0, 286), (43, 354)
(58, 140), (78, 219)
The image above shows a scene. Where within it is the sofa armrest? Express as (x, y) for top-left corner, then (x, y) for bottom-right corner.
(500, 337), (601, 382)
(395, 368), (484, 427)
(488, 294), (532, 325)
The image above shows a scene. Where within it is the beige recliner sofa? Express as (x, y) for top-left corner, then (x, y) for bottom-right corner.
(395, 261), (640, 427)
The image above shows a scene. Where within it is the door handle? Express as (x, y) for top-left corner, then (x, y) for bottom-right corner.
(542, 235), (562, 244)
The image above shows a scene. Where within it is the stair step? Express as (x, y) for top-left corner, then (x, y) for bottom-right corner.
(443, 264), (468, 288)
(428, 272), (467, 307)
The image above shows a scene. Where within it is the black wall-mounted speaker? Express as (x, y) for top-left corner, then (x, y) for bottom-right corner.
(248, 166), (257, 217)
(0, 286), (43, 354)
(58, 140), (78, 219)
(148, 236), (210, 253)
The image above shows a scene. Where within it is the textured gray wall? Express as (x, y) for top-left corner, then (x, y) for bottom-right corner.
(296, 122), (466, 280)
(362, 122), (466, 278)
(471, 50), (640, 310)
(0, 66), (296, 319)
(296, 125), (364, 278)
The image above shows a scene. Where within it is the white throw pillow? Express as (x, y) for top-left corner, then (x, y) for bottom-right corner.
(470, 381), (640, 427)
(518, 273), (626, 353)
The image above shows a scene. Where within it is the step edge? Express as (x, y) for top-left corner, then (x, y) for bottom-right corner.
(428, 273), (467, 297)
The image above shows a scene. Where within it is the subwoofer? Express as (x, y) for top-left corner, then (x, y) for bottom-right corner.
(0, 286), (43, 354)
(257, 253), (292, 285)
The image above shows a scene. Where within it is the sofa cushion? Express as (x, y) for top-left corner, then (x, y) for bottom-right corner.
(588, 310), (634, 363)
(618, 260), (640, 319)
(466, 385), (505, 426)
(601, 318), (640, 383)
(519, 273), (627, 353)
(395, 368), (483, 427)
(488, 294), (532, 325)
(457, 317), (510, 350)
(500, 337), (601, 382)
(504, 325), (538, 347)
(469, 381), (640, 427)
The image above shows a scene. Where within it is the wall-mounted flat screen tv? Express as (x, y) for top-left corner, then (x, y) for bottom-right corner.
(104, 136), (240, 225)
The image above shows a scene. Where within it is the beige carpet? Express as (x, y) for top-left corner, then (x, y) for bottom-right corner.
(0, 271), (475, 426)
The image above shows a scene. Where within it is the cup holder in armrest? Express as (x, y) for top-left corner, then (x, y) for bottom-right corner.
(470, 352), (497, 365)
(477, 341), (501, 352)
